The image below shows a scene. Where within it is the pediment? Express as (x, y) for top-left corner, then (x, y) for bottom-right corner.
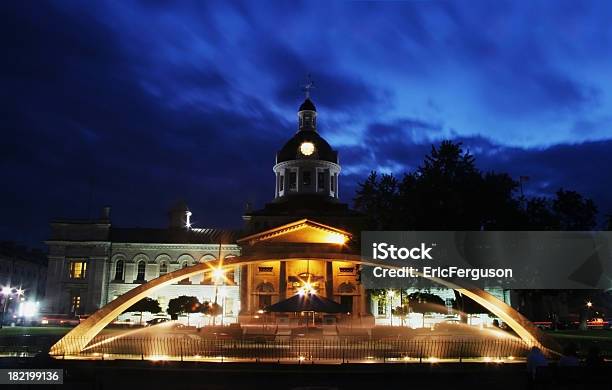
(237, 219), (351, 246)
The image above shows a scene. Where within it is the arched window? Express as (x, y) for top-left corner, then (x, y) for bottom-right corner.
(159, 262), (168, 275)
(136, 260), (146, 281)
(338, 282), (356, 294)
(114, 260), (124, 281)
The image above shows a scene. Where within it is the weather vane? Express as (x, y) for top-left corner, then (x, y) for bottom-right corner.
(302, 73), (315, 99)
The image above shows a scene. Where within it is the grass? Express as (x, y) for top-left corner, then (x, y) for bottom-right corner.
(0, 326), (72, 336)
(544, 329), (612, 341)
(544, 329), (612, 356)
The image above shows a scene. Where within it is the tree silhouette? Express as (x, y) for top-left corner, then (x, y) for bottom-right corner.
(407, 292), (446, 314)
(122, 297), (161, 325)
(167, 295), (200, 320)
(354, 140), (599, 231)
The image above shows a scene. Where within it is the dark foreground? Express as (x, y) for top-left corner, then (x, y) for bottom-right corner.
(0, 357), (609, 390)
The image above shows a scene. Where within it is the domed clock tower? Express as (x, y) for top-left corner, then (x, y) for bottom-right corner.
(273, 97), (341, 199)
(243, 92), (363, 233)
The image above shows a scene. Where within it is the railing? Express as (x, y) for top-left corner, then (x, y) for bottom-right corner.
(47, 337), (530, 362)
(0, 335), (61, 357)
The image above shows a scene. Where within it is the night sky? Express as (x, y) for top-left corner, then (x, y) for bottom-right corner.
(2, 1), (612, 247)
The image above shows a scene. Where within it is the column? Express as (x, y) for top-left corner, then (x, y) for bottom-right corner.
(239, 265), (250, 314)
(359, 283), (370, 315)
(275, 172), (279, 198)
(335, 173), (339, 198)
(325, 261), (334, 300)
(279, 261), (287, 300)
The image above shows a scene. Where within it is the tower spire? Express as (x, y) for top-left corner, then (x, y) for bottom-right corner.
(302, 74), (315, 99)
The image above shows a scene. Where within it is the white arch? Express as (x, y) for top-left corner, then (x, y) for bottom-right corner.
(50, 255), (558, 356)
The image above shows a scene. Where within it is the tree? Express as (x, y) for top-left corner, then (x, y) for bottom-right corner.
(200, 301), (223, 326)
(167, 295), (201, 321)
(452, 291), (486, 323)
(391, 305), (409, 326)
(605, 215), (612, 230)
(354, 140), (599, 231)
(354, 172), (399, 229)
(407, 292), (446, 314)
(122, 297), (161, 325)
(552, 189), (597, 230)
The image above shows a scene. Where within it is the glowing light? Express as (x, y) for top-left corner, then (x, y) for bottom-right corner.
(429, 357), (438, 363)
(1, 286), (11, 296)
(586, 301), (593, 308)
(298, 355), (306, 362)
(16, 288), (24, 297)
(484, 357), (492, 362)
(212, 268), (225, 283)
(18, 301), (39, 318)
(297, 280), (316, 296)
(507, 356), (515, 360)
(324, 233), (347, 245)
(148, 355), (169, 361)
(299, 142), (315, 156)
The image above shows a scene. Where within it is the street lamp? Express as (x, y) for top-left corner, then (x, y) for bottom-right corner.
(212, 268), (225, 326)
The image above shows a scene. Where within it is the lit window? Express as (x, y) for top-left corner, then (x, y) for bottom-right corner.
(70, 294), (81, 315)
(69, 261), (87, 279)
(136, 261), (146, 281)
(114, 260), (124, 281)
(159, 262), (168, 275)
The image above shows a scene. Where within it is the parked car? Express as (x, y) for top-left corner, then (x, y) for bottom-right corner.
(145, 317), (170, 326)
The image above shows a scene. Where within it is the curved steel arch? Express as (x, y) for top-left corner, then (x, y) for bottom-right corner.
(50, 254), (557, 355)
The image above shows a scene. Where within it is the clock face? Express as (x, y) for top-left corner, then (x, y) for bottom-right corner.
(300, 142), (315, 156)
